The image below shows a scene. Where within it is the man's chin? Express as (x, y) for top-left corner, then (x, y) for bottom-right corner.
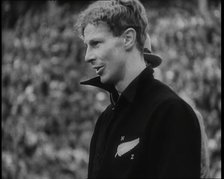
(100, 75), (113, 85)
(99, 76), (108, 84)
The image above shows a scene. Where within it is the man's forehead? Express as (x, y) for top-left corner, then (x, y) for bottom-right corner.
(83, 23), (112, 42)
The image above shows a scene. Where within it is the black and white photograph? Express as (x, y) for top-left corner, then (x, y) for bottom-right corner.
(2, 0), (221, 178)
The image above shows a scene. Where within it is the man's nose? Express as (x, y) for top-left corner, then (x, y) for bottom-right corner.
(85, 48), (96, 64)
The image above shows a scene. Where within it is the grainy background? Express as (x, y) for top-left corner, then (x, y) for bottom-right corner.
(2, 0), (221, 178)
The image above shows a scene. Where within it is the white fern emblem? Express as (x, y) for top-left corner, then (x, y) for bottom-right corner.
(115, 138), (140, 158)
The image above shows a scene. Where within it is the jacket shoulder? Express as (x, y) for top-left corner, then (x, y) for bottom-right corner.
(140, 78), (181, 107)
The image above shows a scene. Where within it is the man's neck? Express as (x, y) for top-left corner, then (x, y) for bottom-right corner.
(115, 52), (146, 94)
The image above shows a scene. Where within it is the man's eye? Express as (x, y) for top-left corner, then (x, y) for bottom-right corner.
(91, 41), (100, 47)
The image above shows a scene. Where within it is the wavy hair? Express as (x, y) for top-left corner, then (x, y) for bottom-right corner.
(76, 0), (149, 52)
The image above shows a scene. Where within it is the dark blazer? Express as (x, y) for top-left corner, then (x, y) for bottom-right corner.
(81, 66), (202, 178)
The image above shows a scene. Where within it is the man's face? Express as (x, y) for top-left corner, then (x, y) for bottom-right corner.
(83, 23), (126, 85)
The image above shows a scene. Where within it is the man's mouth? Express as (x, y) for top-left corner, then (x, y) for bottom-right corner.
(93, 66), (105, 75)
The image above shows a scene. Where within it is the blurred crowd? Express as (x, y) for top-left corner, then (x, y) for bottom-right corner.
(2, 1), (221, 179)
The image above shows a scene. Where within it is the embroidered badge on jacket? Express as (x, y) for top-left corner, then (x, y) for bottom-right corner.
(115, 138), (140, 158)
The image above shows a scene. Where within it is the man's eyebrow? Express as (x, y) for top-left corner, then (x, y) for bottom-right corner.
(84, 38), (103, 45)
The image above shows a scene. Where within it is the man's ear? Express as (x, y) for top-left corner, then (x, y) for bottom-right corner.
(122, 28), (136, 50)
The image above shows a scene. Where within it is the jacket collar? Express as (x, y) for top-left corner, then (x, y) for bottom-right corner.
(80, 76), (119, 106)
(80, 76), (115, 93)
(80, 66), (154, 105)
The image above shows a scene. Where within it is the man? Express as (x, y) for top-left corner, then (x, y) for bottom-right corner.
(76, 0), (210, 178)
